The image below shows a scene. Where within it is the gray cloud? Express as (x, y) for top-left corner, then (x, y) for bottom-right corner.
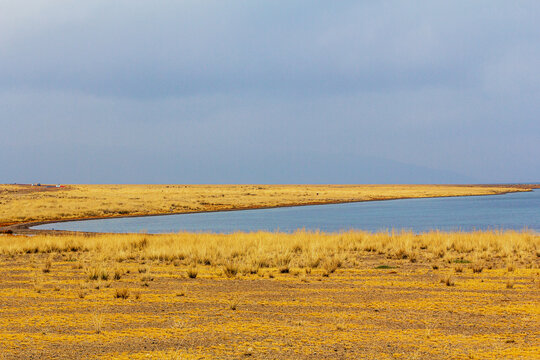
(0, 1), (539, 183)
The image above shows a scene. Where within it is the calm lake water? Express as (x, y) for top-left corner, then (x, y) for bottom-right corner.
(33, 190), (540, 233)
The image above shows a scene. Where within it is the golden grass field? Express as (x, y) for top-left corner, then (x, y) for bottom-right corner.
(0, 184), (529, 227)
(0, 230), (538, 359)
(0, 184), (538, 359)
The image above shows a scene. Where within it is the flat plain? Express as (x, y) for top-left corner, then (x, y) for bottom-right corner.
(0, 184), (530, 227)
(0, 184), (538, 359)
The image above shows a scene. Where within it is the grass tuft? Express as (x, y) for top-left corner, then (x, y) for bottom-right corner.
(187, 267), (198, 279)
(114, 288), (130, 299)
(42, 260), (52, 273)
(223, 262), (239, 278)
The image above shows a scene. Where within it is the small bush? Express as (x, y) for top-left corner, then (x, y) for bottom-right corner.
(87, 267), (109, 281)
(472, 265), (483, 273)
(223, 262), (238, 278)
(140, 274), (154, 282)
(42, 260), (52, 273)
(114, 288), (130, 299)
(113, 268), (123, 280)
(441, 276), (454, 286)
(92, 313), (104, 334)
(187, 267), (198, 279)
(229, 298), (239, 310)
(322, 258), (341, 276)
(454, 266), (463, 273)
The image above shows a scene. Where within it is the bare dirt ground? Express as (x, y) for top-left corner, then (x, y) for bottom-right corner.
(0, 248), (538, 359)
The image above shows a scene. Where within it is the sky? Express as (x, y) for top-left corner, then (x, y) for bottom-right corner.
(1, 1), (539, 184)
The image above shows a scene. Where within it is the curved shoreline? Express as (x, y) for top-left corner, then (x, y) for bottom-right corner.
(2, 186), (536, 236)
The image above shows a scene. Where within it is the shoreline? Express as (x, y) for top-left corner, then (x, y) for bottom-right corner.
(2, 184), (536, 236)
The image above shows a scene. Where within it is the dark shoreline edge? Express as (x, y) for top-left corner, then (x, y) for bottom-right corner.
(1, 185), (536, 236)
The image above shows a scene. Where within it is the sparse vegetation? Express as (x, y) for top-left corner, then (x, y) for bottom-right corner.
(442, 276), (455, 287)
(0, 229), (537, 359)
(114, 287), (130, 299)
(91, 312), (104, 334)
(0, 183), (538, 359)
(187, 267), (198, 279)
(472, 265), (484, 273)
(113, 268), (123, 280)
(87, 267), (109, 281)
(42, 260), (52, 273)
(229, 297), (240, 310)
(223, 261), (239, 278)
(0, 184), (527, 227)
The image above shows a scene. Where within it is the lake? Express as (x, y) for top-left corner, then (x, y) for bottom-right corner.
(33, 190), (540, 233)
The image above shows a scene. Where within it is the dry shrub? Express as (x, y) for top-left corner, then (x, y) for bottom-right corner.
(229, 297), (240, 310)
(78, 289), (87, 299)
(472, 265), (483, 273)
(87, 267), (109, 281)
(114, 288), (130, 299)
(92, 313), (104, 334)
(140, 274), (154, 282)
(506, 280), (514, 289)
(187, 267), (198, 279)
(441, 276), (454, 286)
(113, 268), (123, 280)
(42, 260), (52, 273)
(223, 262), (238, 278)
(322, 258), (341, 276)
(507, 263), (515, 272)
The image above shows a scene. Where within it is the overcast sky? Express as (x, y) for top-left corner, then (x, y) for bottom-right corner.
(1, 1), (539, 184)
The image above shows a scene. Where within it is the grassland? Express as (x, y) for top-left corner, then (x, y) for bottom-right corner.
(0, 184), (529, 227)
(0, 230), (538, 359)
(1, 184), (538, 358)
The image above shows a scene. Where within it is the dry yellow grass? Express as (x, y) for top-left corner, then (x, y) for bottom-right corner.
(0, 231), (538, 359)
(1, 184), (538, 358)
(1, 230), (538, 271)
(0, 184), (528, 226)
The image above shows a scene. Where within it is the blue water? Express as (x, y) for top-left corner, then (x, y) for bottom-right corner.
(33, 190), (540, 233)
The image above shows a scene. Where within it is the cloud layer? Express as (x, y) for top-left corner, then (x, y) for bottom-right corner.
(1, 1), (539, 183)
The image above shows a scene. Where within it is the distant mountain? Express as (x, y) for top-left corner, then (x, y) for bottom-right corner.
(183, 153), (478, 184)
